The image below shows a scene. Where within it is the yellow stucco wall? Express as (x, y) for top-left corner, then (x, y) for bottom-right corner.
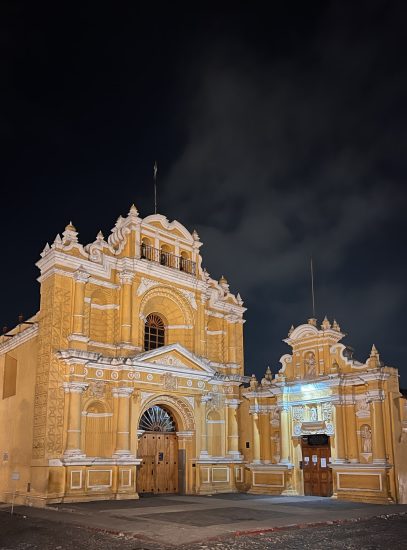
(0, 331), (37, 502)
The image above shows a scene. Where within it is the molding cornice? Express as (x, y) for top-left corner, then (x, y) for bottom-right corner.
(0, 324), (38, 354)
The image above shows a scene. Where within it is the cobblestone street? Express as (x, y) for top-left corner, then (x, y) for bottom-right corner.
(0, 510), (406, 549)
(0, 495), (406, 549)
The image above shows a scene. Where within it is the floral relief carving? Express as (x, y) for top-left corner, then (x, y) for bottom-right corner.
(152, 354), (189, 369)
(161, 372), (178, 390)
(356, 398), (370, 418)
(178, 289), (197, 310)
(322, 402), (333, 421)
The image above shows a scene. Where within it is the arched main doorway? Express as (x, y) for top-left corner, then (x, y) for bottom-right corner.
(136, 405), (179, 494)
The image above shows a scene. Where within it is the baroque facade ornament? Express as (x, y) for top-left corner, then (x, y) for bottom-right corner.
(178, 288), (198, 310)
(161, 372), (178, 391)
(136, 277), (160, 296)
(152, 354), (189, 369)
(87, 380), (106, 398)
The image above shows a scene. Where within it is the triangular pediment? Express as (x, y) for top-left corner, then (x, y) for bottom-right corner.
(134, 343), (215, 375)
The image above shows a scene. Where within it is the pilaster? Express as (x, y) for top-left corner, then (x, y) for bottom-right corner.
(63, 381), (88, 457)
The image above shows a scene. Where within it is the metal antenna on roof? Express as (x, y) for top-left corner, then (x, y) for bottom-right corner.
(153, 161), (158, 214)
(310, 257), (316, 319)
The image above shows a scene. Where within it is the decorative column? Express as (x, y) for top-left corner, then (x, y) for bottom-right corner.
(262, 411), (272, 463)
(72, 269), (89, 340)
(345, 404), (359, 463)
(333, 404), (346, 463)
(251, 413), (261, 464)
(227, 318), (237, 363)
(113, 387), (134, 457)
(63, 381), (88, 457)
(119, 271), (134, 344)
(279, 406), (291, 464)
(226, 399), (241, 457)
(372, 399), (386, 463)
(199, 395), (211, 458)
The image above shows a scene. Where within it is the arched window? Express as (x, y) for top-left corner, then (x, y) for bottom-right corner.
(139, 405), (176, 432)
(144, 313), (165, 351)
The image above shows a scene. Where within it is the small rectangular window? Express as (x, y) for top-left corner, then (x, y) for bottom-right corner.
(3, 355), (17, 398)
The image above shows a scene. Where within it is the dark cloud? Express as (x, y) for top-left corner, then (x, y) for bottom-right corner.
(160, 6), (407, 382)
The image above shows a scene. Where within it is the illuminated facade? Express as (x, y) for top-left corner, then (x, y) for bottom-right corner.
(0, 205), (406, 506)
(240, 318), (407, 503)
(0, 206), (247, 505)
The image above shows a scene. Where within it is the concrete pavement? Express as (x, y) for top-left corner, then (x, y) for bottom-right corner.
(2, 494), (407, 547)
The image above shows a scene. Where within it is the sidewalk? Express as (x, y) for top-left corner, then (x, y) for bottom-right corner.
(3, 494), (407, 547)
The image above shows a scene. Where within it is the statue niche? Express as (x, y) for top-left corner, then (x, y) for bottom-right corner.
(304, 351), (317, 378)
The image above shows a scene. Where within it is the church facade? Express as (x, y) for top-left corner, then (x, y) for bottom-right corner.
(0, 205), (406, 505)
(0, 206), (247, 505)
(240, 319), (407, 504)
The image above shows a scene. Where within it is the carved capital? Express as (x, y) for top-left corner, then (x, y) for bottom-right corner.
(201, 395), (212, 404)
(74, 269), (90, 283)
(225, 399), (242, 409)
(119, 270), (134, 285)
(112, 387), (134, 398)
(63, 381), (88, 394)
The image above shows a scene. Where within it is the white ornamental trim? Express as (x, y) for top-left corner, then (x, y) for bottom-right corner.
(90, 303), (119, 310)
(178, 288), (197, 310)
(0, 324), (38, 354)
(137, 277), (160, 296)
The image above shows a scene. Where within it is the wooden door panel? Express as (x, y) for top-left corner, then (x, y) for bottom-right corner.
(137, 433), (179, 494)
(301, 442), (333, 497)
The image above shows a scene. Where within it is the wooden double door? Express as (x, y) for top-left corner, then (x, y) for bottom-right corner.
(302, 435), (333, 497)
(137, 432), (178, 494)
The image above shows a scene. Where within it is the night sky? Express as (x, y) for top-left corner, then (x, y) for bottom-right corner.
(2, 2), (407, 385)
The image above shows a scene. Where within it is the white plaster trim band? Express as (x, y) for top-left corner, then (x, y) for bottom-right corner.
(90, 303), (119, 310)
(0, 324), (38, 354)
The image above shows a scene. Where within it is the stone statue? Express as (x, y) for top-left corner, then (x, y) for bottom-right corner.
(361, 424), (372, 453)
(310, 407), (318, 422)
(250, 374), (259, 391)
(305, 352), (316, 377)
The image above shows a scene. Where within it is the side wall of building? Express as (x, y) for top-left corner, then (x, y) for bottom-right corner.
(0, 332), (38, 503)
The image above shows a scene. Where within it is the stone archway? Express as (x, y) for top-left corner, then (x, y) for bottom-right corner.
(136, 396), (195, 495)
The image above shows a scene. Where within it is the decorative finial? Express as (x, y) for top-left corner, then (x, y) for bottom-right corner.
(332, 319), (341, 332)
(40, 243), (51, 257)
(307, 318), (317, 327)
(62, 221), (78, 245)
(321, 316), (331, 330)
(65, 221), (76, 232)
(249, 374), (259, 391)
(265, 366), (272, 381)
(236, 293), (244, 306)
(219, 275), (229, 292)
(192, 229), (200, 241)
(53, 233), (62, 245)
(370, 344), (379, 357)
(288, 324), (295, 337)
(129, 203), (139, 216)
(96, 230), (104, 241)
